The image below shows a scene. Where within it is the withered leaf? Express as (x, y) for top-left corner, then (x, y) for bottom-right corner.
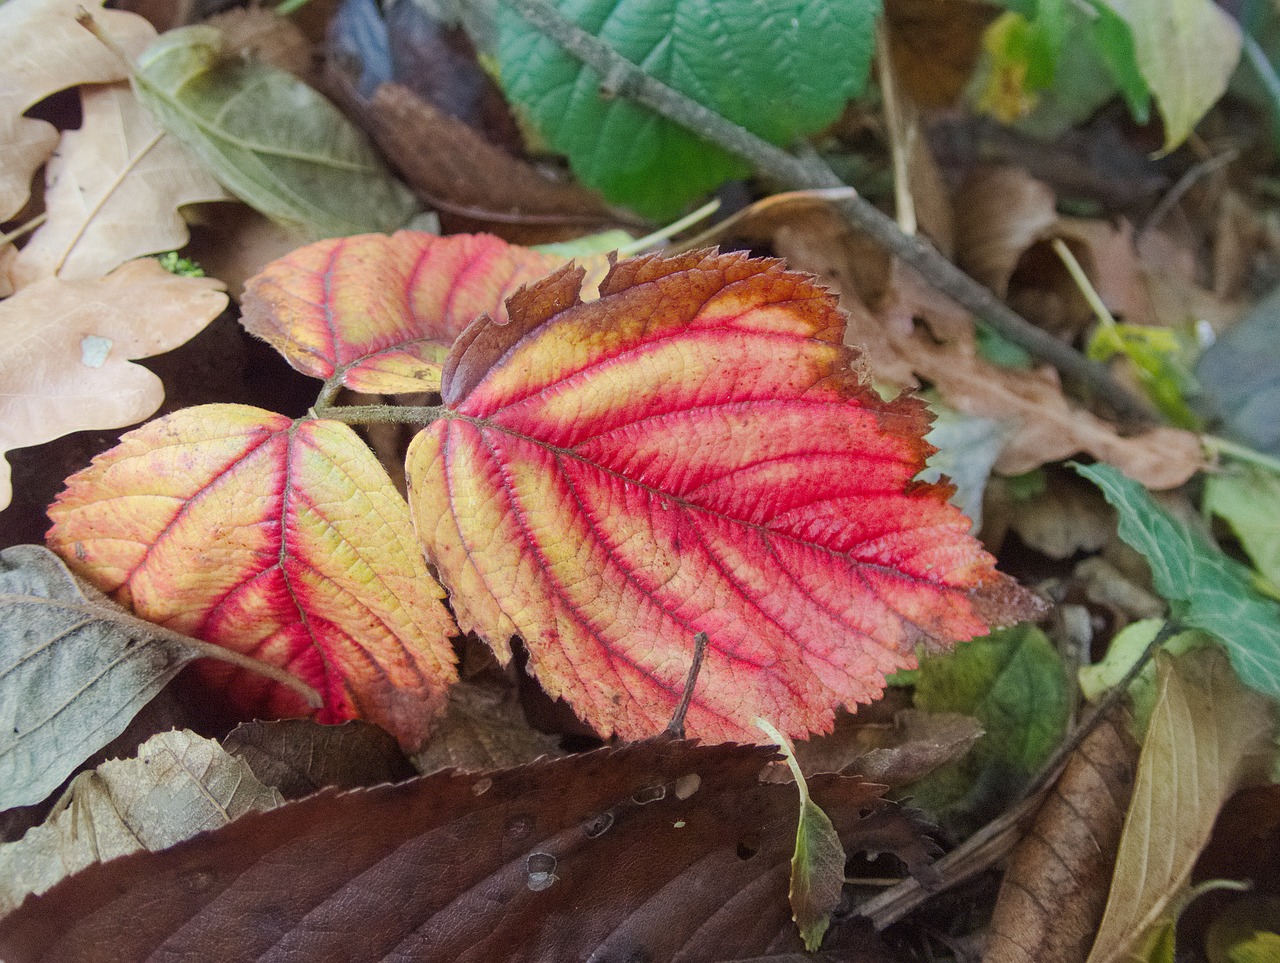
(411, 681), (563, 775)
(0, 739), (937, 963)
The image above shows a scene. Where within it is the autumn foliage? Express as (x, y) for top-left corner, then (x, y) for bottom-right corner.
(46, 234), (1043, 747)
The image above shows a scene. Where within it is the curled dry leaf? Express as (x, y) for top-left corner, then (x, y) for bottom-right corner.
(0, 739), (935, 963)
(241, 231), (606, 394)
(411, 681), (563, 775)
(46, 404), (458, 750)
(8, 83), (229, 290)
(0, 729), (281, 916)
(984, 709), (1139, 963)
(407, 250), (1045, 743)
(0, 0), (155, 220)
(0, 258), (228, 510)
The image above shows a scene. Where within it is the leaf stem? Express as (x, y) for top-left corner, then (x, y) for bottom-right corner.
(312, 403), (450, 425)
(1202, 434), (1280, 475)
(506, 0), (1158, 424)
(1052, 238), (1118, 329)
(665, 631), (709, 739)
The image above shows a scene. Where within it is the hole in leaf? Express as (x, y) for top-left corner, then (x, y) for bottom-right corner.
(583, 810), (615, 839)
(632, 785), (666, 805)
(736, 837), (759, 861)
(526, 852), (558, 891)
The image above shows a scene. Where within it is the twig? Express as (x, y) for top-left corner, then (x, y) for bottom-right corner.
(1139, 146), (1240, 239)
(1203, 433), (1280, 475)
(506, 0), (1158, 424)
(312, 403), (450, 425)
(665, 631), (709, 739)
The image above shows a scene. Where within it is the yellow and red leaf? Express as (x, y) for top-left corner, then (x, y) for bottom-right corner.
(46, 404), (457, 749)
(240, 231), (601, 395)
(407, 251), (1043, 743)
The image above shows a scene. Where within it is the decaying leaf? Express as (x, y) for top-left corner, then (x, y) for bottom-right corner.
(8, 83), (229, 289)
(46, 404), (458, 750)
(985, 709), (1139, 963)
(801, 708), (984, 789)
(0, 259), (227, 510)
(0, 739), (937, 963)
(240, 231), (599, 394)
(883, 0), (995, 107)
(1086, 648), (1275, 963)
(408, 250), (1045, 743)
(412, 681), (563, 775)
(131, 24), (420, 238)
(0, 729), (281, 916)
(0, 0), (155, 221)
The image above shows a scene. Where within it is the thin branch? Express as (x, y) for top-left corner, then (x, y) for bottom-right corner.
(665, 631), (709, 739)
(506, 0), (1158, 424)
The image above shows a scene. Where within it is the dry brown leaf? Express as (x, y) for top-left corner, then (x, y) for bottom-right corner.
(1006, 469), (1116, 560)
(884, 0), (996, 107)
(955, 167), (1058, 299)
(412, 681), (563, 775)
(368, 82), (624, 243)
(984, 709), (1139, 963)
(0, 259), (228, 509)
(204, 6), (313, 80)
(0, 0), (156, 221)
(8, 83), (229, 289)
(183, 203), (312, 299)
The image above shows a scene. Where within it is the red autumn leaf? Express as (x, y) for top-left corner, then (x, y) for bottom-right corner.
(0, 738), (934, 963)
(46, 404), (457, 750)
(240, 231), (605, 395)
(407, 250), (1044, 744)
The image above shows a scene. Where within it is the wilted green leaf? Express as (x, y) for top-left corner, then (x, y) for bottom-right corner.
(1094, 0), (1242, 151)
(1205, 464), (1280, 592)
(1076, 463), (1280, 701)
(909, 624), (1070, 835)
(0, 729), (281, 916)
(1086, 647), (1275, 963)
(496, 0), (880, 218)
(131, 25), (420, 238)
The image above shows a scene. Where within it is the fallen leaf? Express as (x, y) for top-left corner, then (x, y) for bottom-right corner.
(0, 739), (936, 963)
(984, 709), (1139, 963)
(223, 719), (415, 799)
(920, 401), (1016, 532)
(798, 709), (985, 789)
(884, 0), (996, 107)
(1077, 463), (1280, 702)
(1086, 647), (1275, 963)
(204, 6), (314, 80)
(0, 0), (155, 221)
(367, 83), (625, 242)
(1204, 464), (1280, 590)
(131, 24), (420, 238)
(1196, 282), (1280, 458)
(955, 167), (1058, 300)
(8, 82), (229, 289)
(46, 404), (458, 750)
(0, 258), (227, 511)
(0, 729), (281, 916)
(240, 231), (598, 395)
(1006, 468), (1116, 560)
(183, 202), (312, 298)
(412, 681), (563, 775)
(408, 250), (1045, 743)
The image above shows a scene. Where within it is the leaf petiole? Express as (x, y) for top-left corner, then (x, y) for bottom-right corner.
(311, 404), (450, 425)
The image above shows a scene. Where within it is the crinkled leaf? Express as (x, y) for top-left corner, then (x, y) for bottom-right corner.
(407, 250), (1044, 744)
(0, 739), (934, 963)
(0, 259), (228, 510)
(0, 729), (281, 916)
(132, 25), (419, 238)
(1205, 464), (1280, 591)
(8, 83), (229, 289)
(240, 232), (598, 394)
(1086, 647), (1275, 963)
(1076, 462), (1280, 701)
(495, 0), (880, 218)
(1095, 0), (1241, 151)
(46, 404), (458, 750)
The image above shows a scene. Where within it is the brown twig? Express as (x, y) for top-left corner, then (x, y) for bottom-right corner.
(506, 0), (1159, 425)
(665, 631), (709, 739)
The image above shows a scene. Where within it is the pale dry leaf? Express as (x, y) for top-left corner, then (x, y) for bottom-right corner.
(1007, 470), (1116, 560)
(954, 167), (1057, 298)
(984, 709), (1139, 963)
(0, 259), (228, 509)
(0, 729), (282, 916)
(0, 0), (156, 221)
(9, 83), (230, 289)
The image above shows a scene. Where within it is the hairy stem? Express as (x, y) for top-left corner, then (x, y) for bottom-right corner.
(506, 0), (1157, 424)
(312, 404), (450, 425)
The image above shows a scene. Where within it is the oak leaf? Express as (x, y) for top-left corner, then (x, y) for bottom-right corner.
(46, 404), (458, 750)
(0, 259), (228, 510)
(407, 250), (1044, 744)
(241, 231), (605, 395)
(8, 83), (229, 290)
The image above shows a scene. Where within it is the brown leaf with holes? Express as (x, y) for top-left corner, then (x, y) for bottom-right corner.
(983, 710), (1139, 963)
(0, 739), (938, 963)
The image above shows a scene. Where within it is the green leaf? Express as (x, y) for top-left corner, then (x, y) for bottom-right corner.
(131, 25), (420, 238)
(909, 624), (1070, 835)
(1087, 322), (1201, 429)
(1205, 463), (1280, 591)
(1076, 463), (1280, 702)
(756, 718), (846, 952)
(1094, 0), (1242, 152)
(1088, 5), (1150, 123)
(495, 0), (880, 218)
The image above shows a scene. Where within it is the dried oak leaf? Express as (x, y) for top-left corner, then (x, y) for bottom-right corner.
(8, 83), (230, 290)
(407, 250), (1044, 744)
(0, 739), (935, 962)
(46, 404), (458, 751)
(240, 231), (606, 395)
(0, 259), (228, 510)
